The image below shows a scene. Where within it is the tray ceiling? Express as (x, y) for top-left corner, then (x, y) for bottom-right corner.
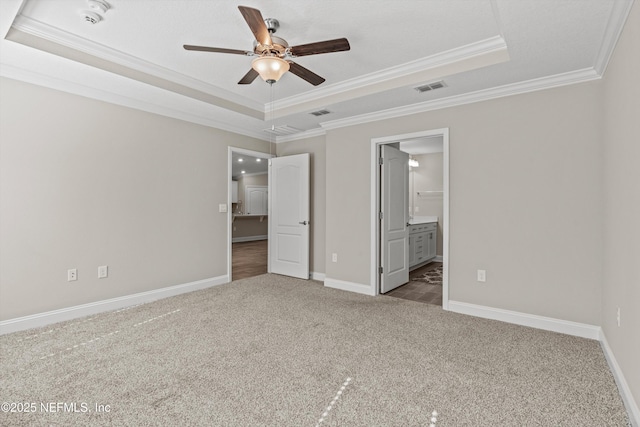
(0, 0), (633, 141)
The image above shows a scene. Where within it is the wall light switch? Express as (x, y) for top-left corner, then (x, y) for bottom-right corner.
(98, 265), (108, 279)
(477, 269), (486, 282)
(219, 204), (228, 213)
(332, 253), (338, 263)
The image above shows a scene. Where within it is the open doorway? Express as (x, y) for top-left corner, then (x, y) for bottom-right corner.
(228, 147), (274, 281)
(371, 129), (449, 309)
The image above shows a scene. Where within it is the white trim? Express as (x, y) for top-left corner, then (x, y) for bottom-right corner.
(448, 300), (601, 340)
(9, 15), (263, 114)
(324, 277), (375, 296)
(272, 36), (507, 113)
(322, 68), (600, 131)
(441, 128), (450, 310)
(232, 235), (268, 243)
(0, 275), (228, 335)
(600, 332), (640, 426)
(311, 272), (326, 281)
(594, 0), (635, 76)
(434, 256), (444, 262)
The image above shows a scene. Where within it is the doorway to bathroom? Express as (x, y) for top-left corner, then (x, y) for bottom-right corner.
(371, 128), (449, 309)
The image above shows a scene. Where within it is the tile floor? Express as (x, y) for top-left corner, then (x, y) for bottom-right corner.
(385, 262), (443, 306)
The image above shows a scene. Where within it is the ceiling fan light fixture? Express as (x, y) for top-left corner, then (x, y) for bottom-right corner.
(251, 56), (289, 84)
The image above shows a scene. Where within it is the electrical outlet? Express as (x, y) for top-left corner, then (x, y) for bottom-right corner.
(617, 307), (621, 327)
(219, 204), (228, 213)
(332, 253), (338, 263)
(98, 265), (108, 279)
(67, 268), (77, 282)
(477, 269), (486, 282)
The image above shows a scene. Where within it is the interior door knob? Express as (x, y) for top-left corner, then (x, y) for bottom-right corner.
(299, 220), (309, 225)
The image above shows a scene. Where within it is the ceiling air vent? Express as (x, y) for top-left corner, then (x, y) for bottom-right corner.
(309, 109), (332, 117)
(414, 80), (447, 93)
(263, 125), (303, 136)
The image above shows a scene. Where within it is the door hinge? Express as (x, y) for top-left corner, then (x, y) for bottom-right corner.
(379, 211), (383, 220)
(379, 157), (384, 165)
(379, 266), (383, 275)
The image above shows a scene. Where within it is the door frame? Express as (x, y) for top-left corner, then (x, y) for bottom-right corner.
(370, 128), (450, 310)
(227, 146), (275, 281)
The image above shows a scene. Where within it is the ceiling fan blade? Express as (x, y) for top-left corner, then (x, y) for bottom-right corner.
(238, 6), (273, 47)
(288, 62), (326, 86)
(289, 38), (350, 57)
(238, 68), (260, 85)
(183, 45), (251, 55)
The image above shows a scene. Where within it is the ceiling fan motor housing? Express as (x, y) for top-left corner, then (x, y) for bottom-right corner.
(253, 35), (289, 57)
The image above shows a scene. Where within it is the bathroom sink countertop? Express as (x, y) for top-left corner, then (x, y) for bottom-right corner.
(409, 216), (438, 225)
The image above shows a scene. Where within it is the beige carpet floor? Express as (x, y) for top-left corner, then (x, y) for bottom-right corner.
(0, 274), (629, 426)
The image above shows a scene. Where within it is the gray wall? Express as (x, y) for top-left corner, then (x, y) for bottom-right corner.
(602, 1), (640, 411)
(276, 136), (326, 276)
(0, 78), (269, 320)
(325, 80), (603, 325)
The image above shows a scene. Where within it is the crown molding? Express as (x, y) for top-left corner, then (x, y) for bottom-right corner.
(594, 0), (634, 75)
(0, 63), (269, 142)
(273, 36), (507, 111)
(270, 36), (509, 118)
(8, 14), (264, 118)
(320, 67), (600, 131)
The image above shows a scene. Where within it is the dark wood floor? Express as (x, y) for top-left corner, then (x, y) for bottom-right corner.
(232, 240), (268, 280)
(385, 262), (443, 306)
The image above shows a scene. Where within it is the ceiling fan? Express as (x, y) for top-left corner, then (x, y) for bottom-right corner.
(183, 5), (350, 86)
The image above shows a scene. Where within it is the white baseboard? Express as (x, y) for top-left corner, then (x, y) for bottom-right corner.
(600, 332), (640, 427)
(0, 275), (229, 335)
(310, 272), (326, 281)
(434, 255), (444, 262)
(447, 300), (601, 340)
(324, 277), (375, 296)
(232, 235), (268, 243)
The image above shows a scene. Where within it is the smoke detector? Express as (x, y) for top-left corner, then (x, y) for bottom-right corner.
(79, 10), (102, 24)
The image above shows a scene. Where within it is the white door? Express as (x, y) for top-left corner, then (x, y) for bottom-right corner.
(380, 145), (409, 293)
(269, 154), (310, 279)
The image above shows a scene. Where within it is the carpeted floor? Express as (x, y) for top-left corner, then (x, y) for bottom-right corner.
(0, 274), (629, 426)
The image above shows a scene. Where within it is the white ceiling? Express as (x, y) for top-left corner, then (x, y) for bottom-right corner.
(0, 0), (633, 142)
(231, 151), (268, 179)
